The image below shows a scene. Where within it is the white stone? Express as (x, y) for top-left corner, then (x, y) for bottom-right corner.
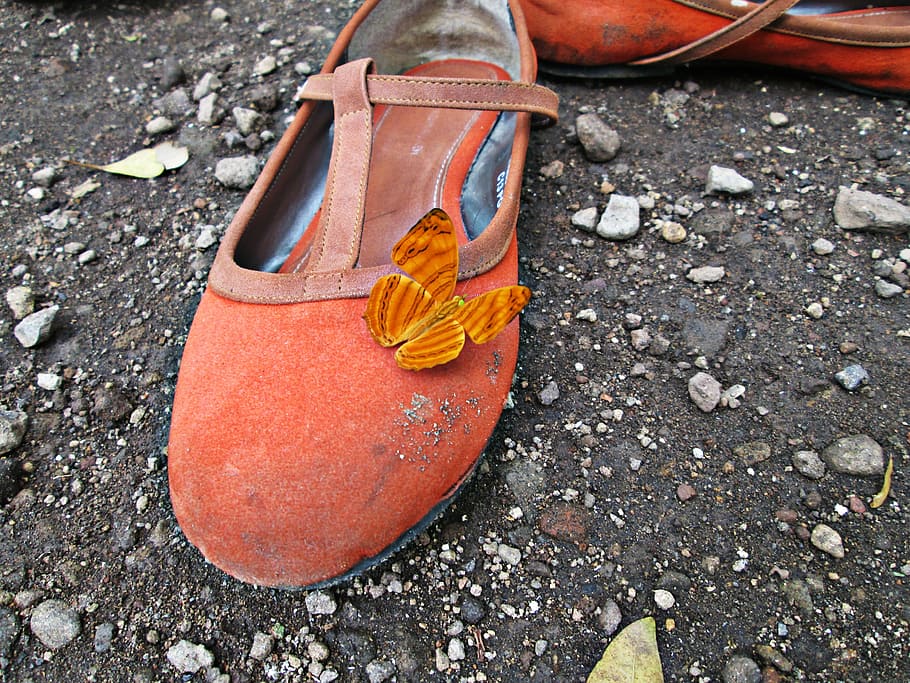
(215, 156), (259, 190)
(768, 112), (789, 127)
(0, 410), (28, 456)
(254, 55), (278, 76)
(810, 524), (845, 559)
(31, 166), (58, 187)
(305, 591), (337, 615)
(571, 206), (599, 231)
(167, 639), (215, 673)
(595, 194), (640, 240)
(249, 632), (273, 660)
(834, 186), (910, 233)
(14, 305), (58, 348)
(6, 285), (35, 319)
(686, 265), (725, 283)
(37, 373), (62, 391)
(805, 302), (824, 319)
(811, 238), (835, 255)
(875, 280), (904, 298)
(146, 116), (176, 135)
(232, 107), (263, 136)
(30, 600), (81, 650)
(497, 544), (522, 566)
(705, 165), (754, 195)
(193, 72), (222, 101)
(654, 589), (676, 610)
(688, 372), (722, 413)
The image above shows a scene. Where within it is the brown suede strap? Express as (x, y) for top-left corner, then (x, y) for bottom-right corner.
(295, 57), (559, 282)
(632, 0), (804, 65)
(299, 70), (560, 120)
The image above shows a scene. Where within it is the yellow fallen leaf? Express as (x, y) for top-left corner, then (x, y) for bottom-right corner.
(588, 617), (664, 683)
(870, 455), (893, 509)
(65, 142), (188, 179)
(154, 141), (189, 171)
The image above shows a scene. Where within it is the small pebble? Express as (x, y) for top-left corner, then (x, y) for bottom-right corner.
(811, 238), (835, 255)
(821, 434), (884, 476)
(654, 589), (675, 610)
(254, 55), (278, 76)
(676, 483), (697, 501)
(792, 450), (826, 480)
(37, 373), (62, 391)
(768, 112), (789, 127)
(575, 113), (621, 162)
(538, 380), (560, 406)
(6, 286), (35, 319)
(686, 265), (725, 283)
(30, 599), (81, 650)
(805, 302), (824, 319)
(659, 220), (687, 243)
(94, 622), (115, 653)
(810, 523), (845, 558)
(167, 639), (215, 673)
(497, 544), (522, 566)
(210, 7), (230, 22)
(233, 107), (264, 136)
(833, 186), (910, 234)
(834, 364), (868, 390)
(13, 305), (59, 348)
(0, 410), (29, 456)
(688, 372), (722, 412)
(722, 655), (762, 683)
(249, 632), (273, 660)
(576, 308), (597, 322)
(875, 280), (904, 298)
(571, 206), (598, 231)
(215, 156), (259, 189)
(539, 160), (564, 179)
(706, 165), (754, 195)
(596, 194), (640, 240)
(305, 591), (337, 615)
(32, 167), (58, 187)
(193, 72), (222, 101)
(146, 116), (176, 135)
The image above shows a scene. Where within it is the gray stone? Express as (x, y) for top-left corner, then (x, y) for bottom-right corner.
(538, 380), (560, 406)
(29, 599), (81, 650)
(305, 590), (337, 615)
(733, 441), (771, 465)
(706, 165), (754, 195)
(682, 318), (728, 356)
(366, 659), (396, 683)
(193, 72), (222, 101)
(792, 450), (826, 480)
(249, 631), (273, 660)
(822, 434), (884, 476)
(833, 186), (910, 233)
(768, 112), (789, 127)
(145, 116), (176, 136)
(232, 107), (264, 136)
(497, 544), (521, 566)
(571, 206), (599, 231)
(598, 599), (622, 635)
(875, 280), (904, 298)
(688, 372), (722, 412)
(215, 156), (259, 189)
(810, 524), (845, 558)
(722, 655), (762, 683)
(31, 167), (58, 188)
(834, 364), (868, 390)
(167, 639), (214, 673)
(253, 55), (278, 76)
(6, 286), (35, 319)
(197, 92), (226, 125)
(575, 113), (621, 162)
(13, 305), (58, 348)
(595, 194), (640, 240)
(93, 622), (115, 653)
(160, 56), (186, 89)
(153, 88), (192, 117)
(460, 596), (485, 624)
(811, 237), (835, 255)
(0, 411), (28, 456)
(686, 265), (725, 283)
(210, 7), (230, 22)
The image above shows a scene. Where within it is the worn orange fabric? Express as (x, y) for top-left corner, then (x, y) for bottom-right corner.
(522, 0), (910, 96)
(169, 239), (520, 587)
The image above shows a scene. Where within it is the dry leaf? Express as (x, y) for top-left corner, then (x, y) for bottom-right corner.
(588, 617), (664, 683)
(870, 455), (893, 509)
(70, 178), (101, 199)
(154, 141), (189, 170)
(65, 142), (189, 179)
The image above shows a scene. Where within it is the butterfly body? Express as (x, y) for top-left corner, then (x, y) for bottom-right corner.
(364, 209), (531, 371)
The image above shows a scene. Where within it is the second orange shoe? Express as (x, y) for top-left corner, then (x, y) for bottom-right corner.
(521, 0), (910, 97)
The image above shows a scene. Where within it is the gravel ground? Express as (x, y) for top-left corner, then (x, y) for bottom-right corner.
(0, 1), (908, 681)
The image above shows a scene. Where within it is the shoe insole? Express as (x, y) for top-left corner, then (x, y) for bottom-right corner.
(279, 59), (508, 274)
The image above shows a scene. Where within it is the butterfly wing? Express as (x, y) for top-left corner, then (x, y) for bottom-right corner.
(391, 208), (459, 303)
(395, 317), (466, 371)
(364, 273), (438, 347)
(454, 285), (531, 344)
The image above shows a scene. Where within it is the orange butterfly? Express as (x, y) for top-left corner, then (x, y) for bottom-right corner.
(364, 208), (531, 371)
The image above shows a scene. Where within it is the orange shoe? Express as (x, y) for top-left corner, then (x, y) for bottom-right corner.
(521, 0), (910, 97)
(167, 0), (558, 588)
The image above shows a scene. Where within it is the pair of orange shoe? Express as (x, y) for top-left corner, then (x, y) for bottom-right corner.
(168, 0), (909, 589)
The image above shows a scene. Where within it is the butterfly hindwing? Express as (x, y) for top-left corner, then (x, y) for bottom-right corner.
(364, 273), (438, 347)
(454, 285), (531, 344)
(391, 208), (459, 303)
(395, 316), (466, 371)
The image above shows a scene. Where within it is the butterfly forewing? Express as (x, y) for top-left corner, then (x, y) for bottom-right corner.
(395, 317), (466, 371)
(454, 285), (531, 344)
(364, 274), (439, 347)
(391, 209), (459, 303)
